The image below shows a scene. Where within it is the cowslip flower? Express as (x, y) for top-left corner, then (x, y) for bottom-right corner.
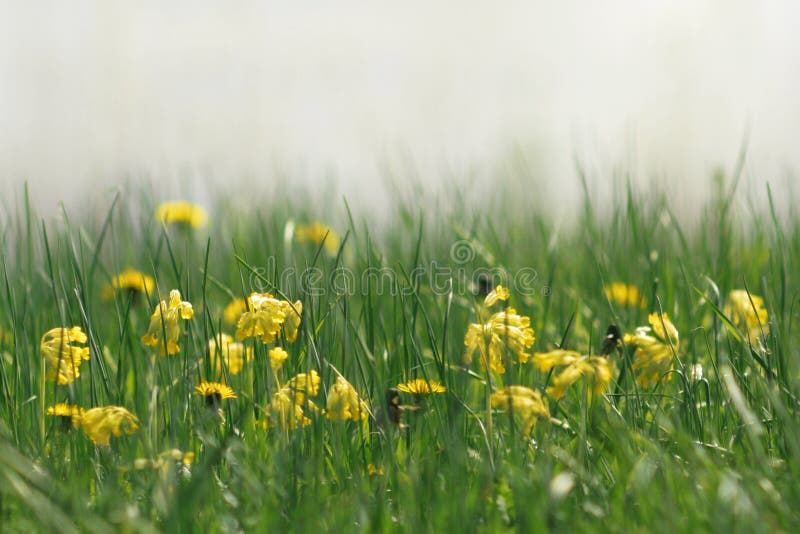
(235, 292), (302, 344)
(41, 327), (90, 384)
(724, 290), (769, 344)
(75, 406), (139, 445)
(155, 201), (208, 228)
(208, 333), (253, 376)
(101, 268), (155, 301)
(195, 381), (237, 407)
(326, 376), (368, 422)
(464, 307), (535, 373)
(223, 297), (247, 325)
(268, 370), (322, 429)
(490, 386), (550, 435)
(269, 347), (289, 371)
(532, 349), (613, 399)
(483, 284), (510, 307)
(624, 312), (680, 388)
(605, 282), (646, 308)
(295, 222), (340, 256)
(141, 290), (194, 356)
(396, 378), (447, 396)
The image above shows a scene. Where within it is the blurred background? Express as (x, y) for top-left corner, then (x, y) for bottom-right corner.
(1, 1), (798, 219)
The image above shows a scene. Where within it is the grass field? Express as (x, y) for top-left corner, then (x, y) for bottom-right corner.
(0, 173), (798, 533)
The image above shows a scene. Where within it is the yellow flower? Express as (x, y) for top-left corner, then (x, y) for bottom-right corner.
(223, 298), (247, 325)
(141, 289), (194, 356)
(367, 463), (385, 476)
(623, 313), (680, 388)
(75, 406), (139, 445)
(235, 292), (303, 344)
(490, 386), (550, 435)
(41, 326), (90, 384)
(195, 381), (237, 406)
(269, 347), (289, 371)
(464, 307), (535, 373)
(605, 282), (646, 308)
(208, 333), (253, 376)
(269, 370), (322, 429)
(483, 285), (510, 307)
(47, 403), (85, 423)
(101, 268), (155, 301)
(295, 222), (340, 256)
(724, 290), (769, 344)
(532, 349), (613, 399)
(155, 201), (208, 228)
(327, 376), (368, 422)
(396, 378), (447, 396)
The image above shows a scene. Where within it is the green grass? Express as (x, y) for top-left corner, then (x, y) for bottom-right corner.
(1, 175), (799, 533)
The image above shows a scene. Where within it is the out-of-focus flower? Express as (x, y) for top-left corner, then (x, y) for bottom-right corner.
(724, 290), (769, 344)
(295, 222), (340, 256)
(155, 201), (208, 228)
(235, 292), (303, 344)
(483, 285), (510, 307)
(75, 406), (139, 445)
(690, 363), (704, 382)
(532, 349), (613, 399)
(101, 268), (155, 301)
(624, 312), (680, 388)
(396, 378), (447, 396)
(367, 463), (385, 476)
(268, 370), (322, 429)
(141, 290), (194, 356)
(326, 376), (368, 422)
(464, 307), (535, 373)
(490, 386), (550, 435)
(41, 326), (90, 384)
(208, 333), (253, 376)
(605, 282), (646, 308)
(223, 298), (247, 325)
(47, 403), (84, 429)
(269, 347), (289, 371)
(195, 381), (237, 407)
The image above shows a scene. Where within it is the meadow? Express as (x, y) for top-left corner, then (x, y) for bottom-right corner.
(0, 173), (798, 533)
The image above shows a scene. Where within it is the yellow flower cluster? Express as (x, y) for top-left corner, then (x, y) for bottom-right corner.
(155, 201), (208, 228)
(483, 285), (510, 307)
(295, 221), (341, 256)
(624, 313), (680, 388)
(605, 282), (646, 308)
(326, 376), (368, 422)
(41, 326), (90, 384)
(235, 292), (302, 344)
(724, 290), (769, 344)
(268, 370), (321, 429)
(464, 307), (535, 373)
(223, 297), (247, 325)
(141, 289), (194, 356)
(269, 347), (289, 371)
(208, 333), (253, 376)
(73, 406), (140, 445)
(101, 268), (155, 301)
(490, 386), (550, 435)
(532, 349), (613, 399)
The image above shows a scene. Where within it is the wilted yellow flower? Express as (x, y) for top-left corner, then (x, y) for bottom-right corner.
(724, 290), (769, 344)
(464, 307), (535, 373)
(155, 201), (208, 228)
(605, 282), (646, 308)
(101, 268), (155, 301)
(235, 292), (302, 344)
(483, 285), (510, 307)
(326, 376), (368, 422)
(396, 378), (447, 396)
(532, 349), (613, 399)
(141, 289), (194, 356)
(195, 381), (237, 406)
(269, 347), (289, 371)
(269, 370), (322, 429)
(223, 298), (247, 325)
(75, 406), (139, 445)
(624, 313), (680, 388)
(295, 222), (340, 256)
(41, 326), (90, 384)
(208, 333), (253, 376)
(491, 386), (550, 434)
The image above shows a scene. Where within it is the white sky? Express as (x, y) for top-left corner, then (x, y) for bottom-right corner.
(1, 1), (798, 217)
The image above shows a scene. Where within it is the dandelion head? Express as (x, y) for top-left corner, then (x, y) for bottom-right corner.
(155, 201), (208, 228)
(605, 282), (646, 308)
(195, 381), (237, 407)
(101, 269), (155, 302)
(396, 378), (447, 396)
(295, 222), (340, 256)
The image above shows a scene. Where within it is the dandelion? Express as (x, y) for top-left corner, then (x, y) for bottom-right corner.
(490, 386), (550, 435)
(155, 201), (208, 228)
(208, 333), (253, 376)
(326, 376), (368, 422)
(605, 282), (646, 308)
(396, 378), (447, 396)
(101, 268), (155, 301)
(295, 221), (340, 256)
(464, 307), (535, 373)
(41, 327), (90, 384)
(532, 349), (613, 399)
(483, 285), (510, 307)
(235, 292), (303, 344)
(724, 290), (769, 344)
(195, 381), (237, 407)
(75, 406), (139, 445)
(269, 347), (289, 371)
(223, 297), (247, 325)
(47, 403), (84, 430)
(623, 312), (680, 388)
(141, 289), (194, 356)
